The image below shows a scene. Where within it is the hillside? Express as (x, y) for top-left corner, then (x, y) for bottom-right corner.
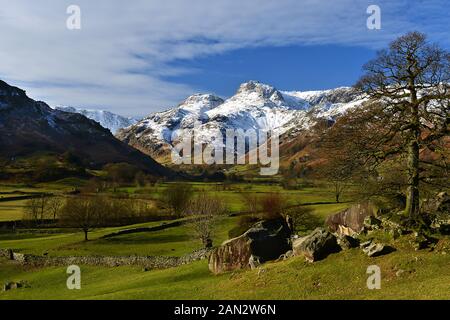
(55, 106), (138, 134)
(0, 80), (172, 177)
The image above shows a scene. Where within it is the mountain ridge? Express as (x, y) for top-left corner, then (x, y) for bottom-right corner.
(54, 106), (138, 134)
(116, 81), (366, 161)
(0, 79), (173, 177)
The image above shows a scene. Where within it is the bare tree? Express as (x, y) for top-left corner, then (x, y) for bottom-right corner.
(355, 31), (450, 217)
(241, 192), (260, 217)
(164, 183), (193, 216)
(47, 196), (65, 220)
(23, 194), (50, 224)
(59, 197), (105, 241)
(260, 193), (285, 220)
(184, 192), (226, 248)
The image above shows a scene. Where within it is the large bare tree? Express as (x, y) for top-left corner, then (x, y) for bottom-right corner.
(184, 191), (226, 248)
(355, 31), (450, 217)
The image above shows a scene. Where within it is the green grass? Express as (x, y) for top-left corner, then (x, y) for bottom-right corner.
(2, 180), (398, 300)
(1, 236), (449, 300)
(0, 216), (238, 257)
(0, 199), (27, 221)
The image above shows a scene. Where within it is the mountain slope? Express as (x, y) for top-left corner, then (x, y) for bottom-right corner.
(55, 106), (138, 134)
(117, 81), (365, 161)
(0, 80), (172, 177)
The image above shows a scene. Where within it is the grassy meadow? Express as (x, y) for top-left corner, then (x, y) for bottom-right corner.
(1, 179), (449, 300)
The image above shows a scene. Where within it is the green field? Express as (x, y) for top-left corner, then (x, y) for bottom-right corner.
(2, 180), (448, 300)
(0, 181), (354, 221)
(1, 235), (449, 300)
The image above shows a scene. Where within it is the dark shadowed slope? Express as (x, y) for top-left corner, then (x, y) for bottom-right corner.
(0, 80), (173, 177)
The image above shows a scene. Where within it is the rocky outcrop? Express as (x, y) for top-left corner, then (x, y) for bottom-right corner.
(360, 239), (394, 257)
(336, 234), (360, 250)
(423, 191), (450, 214)
(3, 280), (29, 291)
(292, 228), (341, 262)
(363, 216), (382, 231)
(325, 202), (376, 235)
(410, 233), (438, 251)
(208, 218), (292, 274)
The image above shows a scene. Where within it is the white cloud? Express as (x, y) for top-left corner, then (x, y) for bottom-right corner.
(0, 0), (448, 116)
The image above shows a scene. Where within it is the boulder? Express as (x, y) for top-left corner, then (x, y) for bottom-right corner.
(363, 216), (382, 231)
(381, 217), (408, 238)
(325, 202), (376, 235)
(276, 250), (294, 261)
(248, 255), (261, 269)
(336, 234), (360, 250)
(410, 233), (438, 251)
(208, 218), (292, 274)
(360, 239), (394, 257)
(2, 280), (29, 291)
(292, 228), (341, 262)
(423, 191), (450, 213)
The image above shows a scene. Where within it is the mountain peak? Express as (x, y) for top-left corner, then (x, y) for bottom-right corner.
(235, 81), (285, 105)
(181, 94), (224, 108)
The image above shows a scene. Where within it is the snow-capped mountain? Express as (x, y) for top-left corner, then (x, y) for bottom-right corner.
(55, 106), (138, 134)
(116, 81), (366, 159)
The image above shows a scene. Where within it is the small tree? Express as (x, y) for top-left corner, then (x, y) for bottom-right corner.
(23, 194), (50, 224)
(59, 197), (104, 241)
(241, 193), (260, 217)
(47, 196), (65, 220)
(184, 192), (226, 248)
(260, 193), (285, 220)
(164, 183), (193, 216)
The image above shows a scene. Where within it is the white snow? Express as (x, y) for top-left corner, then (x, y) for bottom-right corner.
(118, 81), (366, 151)
(54, 106), (138, 134)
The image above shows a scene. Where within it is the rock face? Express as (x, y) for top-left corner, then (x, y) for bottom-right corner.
(325, 202), (376, 235)
(292, 228), (341, 262)
(208, 218), (292, 274)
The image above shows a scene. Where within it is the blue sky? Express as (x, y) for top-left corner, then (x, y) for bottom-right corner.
(0, 0), (448, 116)
(165, 45), (376, 97)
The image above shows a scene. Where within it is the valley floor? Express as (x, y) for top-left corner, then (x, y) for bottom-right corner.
(1, 181), (449, 300)
(1, 241), (449, 300)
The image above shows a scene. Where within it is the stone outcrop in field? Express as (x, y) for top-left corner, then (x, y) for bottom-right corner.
(325, 202), (376, 235)
(208, 218), (292, 274)
(292, 228), (341, 262)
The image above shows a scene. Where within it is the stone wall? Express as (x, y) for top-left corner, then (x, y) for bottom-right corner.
(0, 248), (210, 270)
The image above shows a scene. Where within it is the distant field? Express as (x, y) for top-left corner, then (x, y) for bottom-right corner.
(0, 199), (27, 221)
(0, 216), (238, 257)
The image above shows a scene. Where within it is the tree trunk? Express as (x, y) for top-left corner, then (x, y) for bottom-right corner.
(335, 193), (340, 203)
(405, 81), (420, 218)
(84, 230), (89, 241)
(405, 138), (420, 217)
